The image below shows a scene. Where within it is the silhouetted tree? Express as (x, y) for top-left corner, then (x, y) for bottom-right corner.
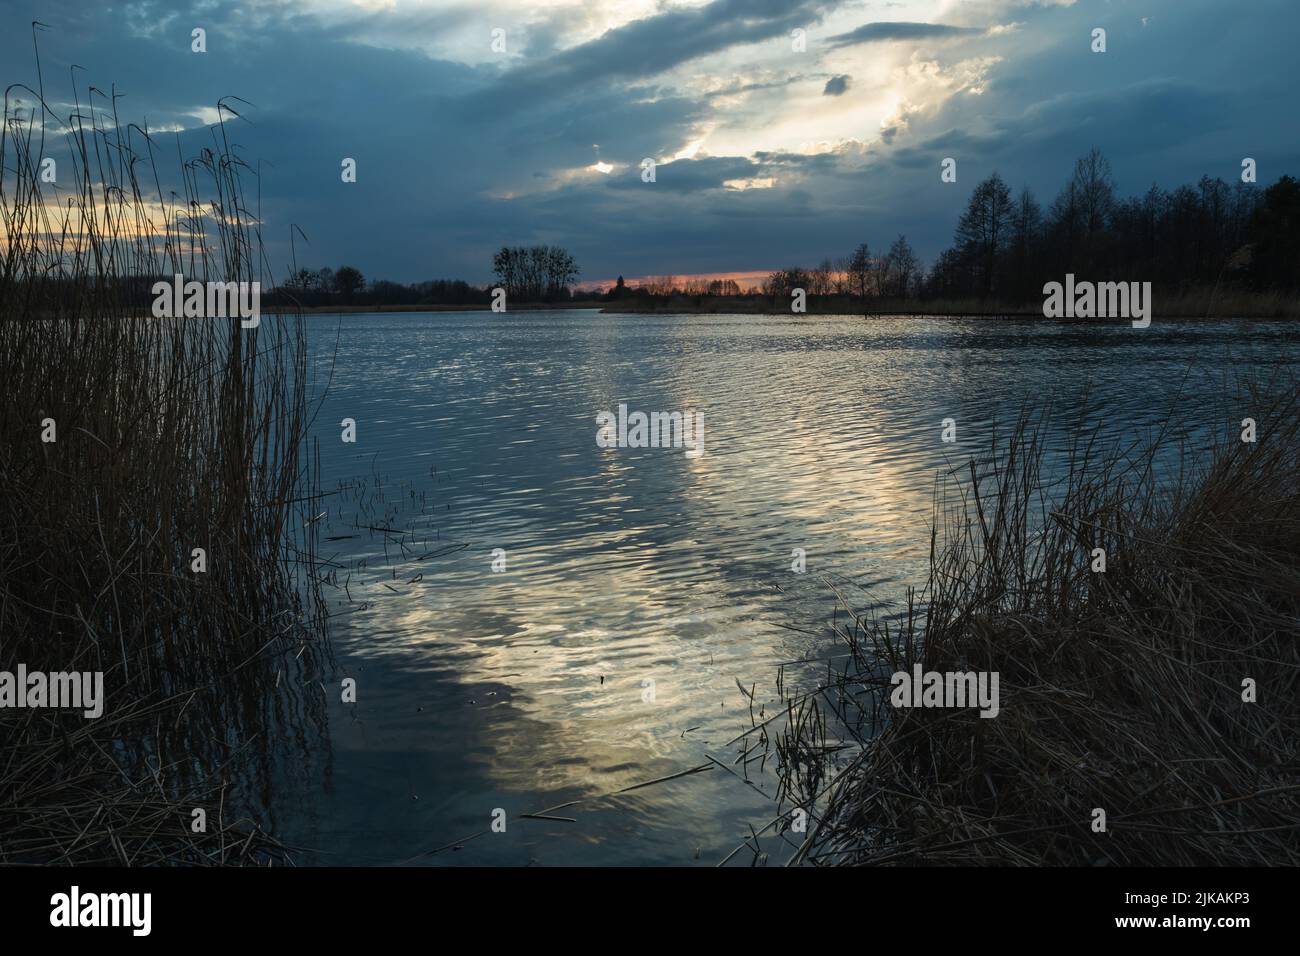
(885, 235), (919, 298)
(763, 267), (811, 299)
(847, 243), (872, 301)
(1008, 188), (1043, 300)
(1071, 148), (1116, 236)
(955, 172), (1014, 297)
(492, 245), (580, 301)
(333, 265), (364, 302)
(1248, 174), (1300, 290)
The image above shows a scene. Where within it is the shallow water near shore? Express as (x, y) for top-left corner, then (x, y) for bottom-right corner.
(268, 310), (1300, 865)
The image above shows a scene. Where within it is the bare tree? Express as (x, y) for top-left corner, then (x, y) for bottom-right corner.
(763, 267), (810, 299)
(886, 235), (918, 298)
(1071, 148), (1116, 235)
(847, 243), (871, 300)
(1008, 188), (1043, 299)
(492, 245), (580, 300)
(955, 172), (1014, 297)
(873, 247), (893, 298)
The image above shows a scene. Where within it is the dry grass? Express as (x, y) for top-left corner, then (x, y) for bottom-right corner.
(764, 375), (1300, 865)
(1, 57), (330, 864)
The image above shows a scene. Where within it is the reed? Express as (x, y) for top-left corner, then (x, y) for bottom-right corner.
(765, 373), (1300, 865)
(0, 59), (330, 864)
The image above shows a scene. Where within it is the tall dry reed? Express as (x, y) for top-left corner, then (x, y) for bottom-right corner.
(0, 53), (330, 864)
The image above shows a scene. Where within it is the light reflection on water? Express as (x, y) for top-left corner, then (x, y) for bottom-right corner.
(274, 310), (1298, 865)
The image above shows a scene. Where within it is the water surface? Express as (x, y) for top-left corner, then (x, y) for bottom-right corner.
(274, 310), (1298, 865)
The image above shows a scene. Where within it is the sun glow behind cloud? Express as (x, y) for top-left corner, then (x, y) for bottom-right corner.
(264, 0), (1010, 202)
(305, 0), (981, 163)
(582, 0), (1006, 178)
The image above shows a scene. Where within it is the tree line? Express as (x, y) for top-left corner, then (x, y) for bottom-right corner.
(268, 245), (581, 307)
(268, 265), (491, 306)
(760, 234), (922, 300)
(928, 149), (1299, 302)
(267, 156), (1299, 309)
(607, 150), (1298, 307)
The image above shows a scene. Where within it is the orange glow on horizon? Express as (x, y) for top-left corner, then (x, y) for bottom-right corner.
(576, 270), (774, 293)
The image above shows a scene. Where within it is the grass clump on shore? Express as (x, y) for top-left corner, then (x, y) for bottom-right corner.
(770, 378), (1300, 866)
(0, 65), (330, 863)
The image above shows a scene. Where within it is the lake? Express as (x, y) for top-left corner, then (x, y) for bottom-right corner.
(270, 309), (1299, 865)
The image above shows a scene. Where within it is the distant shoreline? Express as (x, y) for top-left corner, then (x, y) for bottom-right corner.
(282, 296), (1300, 319)
(598, 290), (1300, 318)
(285, 302), (604, 313)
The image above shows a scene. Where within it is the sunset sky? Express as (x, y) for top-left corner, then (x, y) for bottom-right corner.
(2, 0), (1296, 286)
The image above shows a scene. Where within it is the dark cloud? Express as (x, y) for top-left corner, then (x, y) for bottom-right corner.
(0, 0), (1295, 284)
(474, 0), (836, 115)
(751, 150), (841, 174)
(602, 155), (763, 192)
(826, 21), (984, 48)
(704, 74), (810, 98)
(823, 74), (850, 96)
